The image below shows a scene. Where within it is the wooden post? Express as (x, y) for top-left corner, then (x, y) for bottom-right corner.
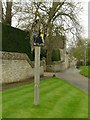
(34, 46), (40, 105)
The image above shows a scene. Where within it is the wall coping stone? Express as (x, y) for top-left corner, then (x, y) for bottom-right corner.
(0, 51), (28, 60)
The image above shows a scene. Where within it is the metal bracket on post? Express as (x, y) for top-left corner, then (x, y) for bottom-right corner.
(34, 46), (40, 105)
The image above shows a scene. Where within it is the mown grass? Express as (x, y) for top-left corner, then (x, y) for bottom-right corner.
(2, 77), (88, 118)
(80, 66), (90, 78)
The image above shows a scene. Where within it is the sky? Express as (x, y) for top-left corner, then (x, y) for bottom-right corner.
(79, 1), (89, 38)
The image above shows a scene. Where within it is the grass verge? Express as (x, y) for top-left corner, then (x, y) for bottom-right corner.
(80, 66), (90, 78)
(2, 77), (88, 118)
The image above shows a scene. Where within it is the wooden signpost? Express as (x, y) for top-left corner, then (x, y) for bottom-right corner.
(34, 46), (40, 105)
(31, 17), (47, 105)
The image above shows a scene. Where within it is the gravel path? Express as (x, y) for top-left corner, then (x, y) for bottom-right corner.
(44, 68), (88, 93)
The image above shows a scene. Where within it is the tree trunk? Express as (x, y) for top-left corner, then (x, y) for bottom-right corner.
(5, 2), (12, 25)
(46, 39), (53, 65)
(0, 1), (3, 22)
(0, 2), (2, 22)
(46, 23), (53, 65)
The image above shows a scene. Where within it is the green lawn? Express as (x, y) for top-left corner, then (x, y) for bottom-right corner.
(80, 66), (90, 78)
(2, 77), (88, 118)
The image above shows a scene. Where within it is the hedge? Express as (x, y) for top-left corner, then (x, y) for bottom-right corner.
(1, 22), (34, 60)
(52, 49), (61, 61)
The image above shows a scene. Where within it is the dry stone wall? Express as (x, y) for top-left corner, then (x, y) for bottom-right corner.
(0, 52), (44, 84)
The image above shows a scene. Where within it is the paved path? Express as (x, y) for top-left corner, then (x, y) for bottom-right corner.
(44, 68), (88, 93)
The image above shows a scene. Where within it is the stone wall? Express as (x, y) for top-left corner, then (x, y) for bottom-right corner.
(46, 49), (77, 72)
(46, 61), (68, 72)
(69, 56), (77, 68)
(0, 52), (44, 84)
(31, 60), (46, 71)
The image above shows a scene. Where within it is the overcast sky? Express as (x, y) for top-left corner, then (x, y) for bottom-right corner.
(79, 1), (89, 38)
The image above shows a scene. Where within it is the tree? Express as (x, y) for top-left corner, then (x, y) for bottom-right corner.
(71, 37), (89, 66)
(37, 2), (82, 64)
(5, 1), (12, 25)
(0, 1), (3, 22)
(8, 1), (83, 64)
(2, 1), (13, 26)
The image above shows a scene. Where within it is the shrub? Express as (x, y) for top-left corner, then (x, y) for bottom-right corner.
(52, 49), (61, 61)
